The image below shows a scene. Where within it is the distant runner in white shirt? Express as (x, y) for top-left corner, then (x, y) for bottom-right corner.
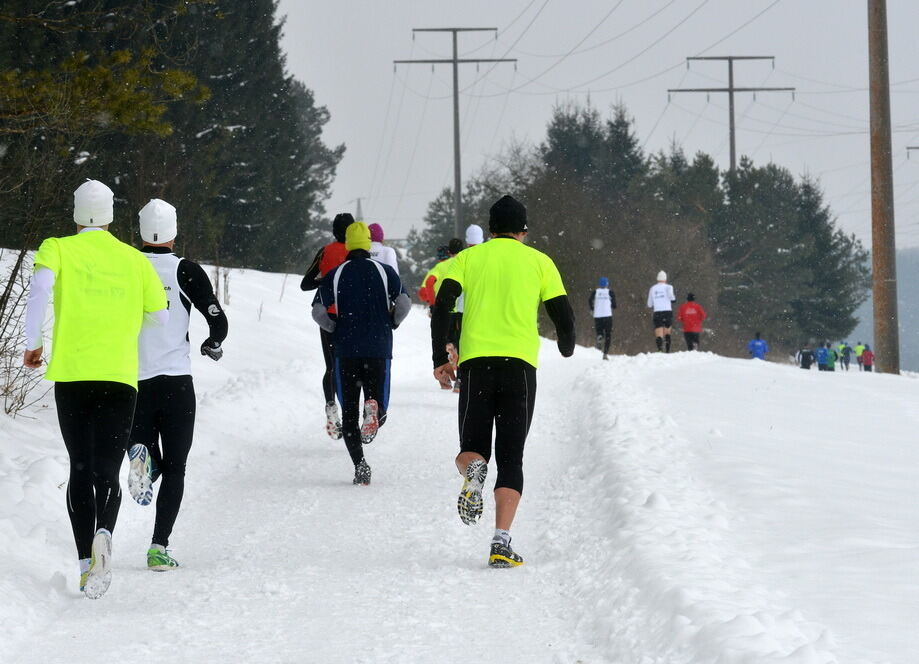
(368, 223), (399, 274)
(647, 270), (676, 352)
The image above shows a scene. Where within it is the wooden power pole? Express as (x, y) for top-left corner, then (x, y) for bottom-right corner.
(668, 56), (795, 172)
(395, 28), (516, 237)
(868, 0), (900, 374)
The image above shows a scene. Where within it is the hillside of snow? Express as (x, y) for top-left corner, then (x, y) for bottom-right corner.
(1, 263), (917, 663)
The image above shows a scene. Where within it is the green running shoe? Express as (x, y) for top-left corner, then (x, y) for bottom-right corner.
(147, 547), (179, 571)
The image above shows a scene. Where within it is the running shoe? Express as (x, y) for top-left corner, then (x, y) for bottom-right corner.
(457, 459), (487, 526)
(147, 546), (179, 571)
(360, 399), (379, 444)
(128, 444), (154, 506)
(353, 459), (371, 486)
(83, 529), (113, 599)
(488, 540), (524, 568)
(325, 401), (342, 440)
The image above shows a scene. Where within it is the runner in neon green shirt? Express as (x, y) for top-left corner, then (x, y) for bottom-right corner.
(23, 180), (168, 599)
(431, 195), (575, 568)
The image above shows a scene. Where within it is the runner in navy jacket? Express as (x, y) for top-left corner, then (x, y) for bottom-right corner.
(312, 222), (411, 485)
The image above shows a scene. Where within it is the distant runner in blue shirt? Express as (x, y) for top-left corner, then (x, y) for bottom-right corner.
(747, 332), (769, 360)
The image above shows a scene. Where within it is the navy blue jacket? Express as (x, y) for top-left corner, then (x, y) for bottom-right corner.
(317, 251), (403, 359)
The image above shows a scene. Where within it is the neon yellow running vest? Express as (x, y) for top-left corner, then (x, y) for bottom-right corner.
(33, 230), (167, 388)
(445, 238), (566, 368)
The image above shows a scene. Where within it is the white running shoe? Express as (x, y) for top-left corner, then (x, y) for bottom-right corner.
(325, 401), (342, 440)
(360, 399), (379, 444)
(128, 444), (154, 506)
(83, 529), (113, 599)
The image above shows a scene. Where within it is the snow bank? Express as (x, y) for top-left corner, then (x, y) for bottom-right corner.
(2, 256), (916, 663)
(550, 353), (838, 663)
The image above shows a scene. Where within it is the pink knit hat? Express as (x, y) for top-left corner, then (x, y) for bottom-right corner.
(368, 223), (384, 242)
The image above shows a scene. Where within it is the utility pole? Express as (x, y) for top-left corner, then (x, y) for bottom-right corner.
(868, 0), (900, 373)
(395, 28), (516, 237)
(668, 56), (795, 172)
(346, 197), (365, 221)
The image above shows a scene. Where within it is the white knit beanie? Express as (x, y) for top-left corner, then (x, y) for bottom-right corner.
(657, 270), (667, 281)
(139, 199), (178, 244)
(73, 180), (114, 226)
(465, 224), (484, 246)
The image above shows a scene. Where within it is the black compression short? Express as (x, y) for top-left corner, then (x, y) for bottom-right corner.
(652, 311), (673, 329)
(457, 357), (536, 494)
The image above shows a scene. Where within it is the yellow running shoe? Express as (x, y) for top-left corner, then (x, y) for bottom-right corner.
(457, 459), (487, 526)
(488, 540), (524, 568)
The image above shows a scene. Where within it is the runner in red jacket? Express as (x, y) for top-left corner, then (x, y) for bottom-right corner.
(300, 213), (354, 439)
(676, 293), (707, 351)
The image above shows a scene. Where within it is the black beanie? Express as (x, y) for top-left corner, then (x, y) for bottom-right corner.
(447, 238), (464, 255)
(687, 292), (695, 301)
(332, 213), (354, 243)
(489, 195), (528, 234)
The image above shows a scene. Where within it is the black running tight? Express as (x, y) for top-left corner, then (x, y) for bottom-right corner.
(336, 357), (391, 466)
(131, 374), (196, 547)
(55, 381), (137, 559)
(457, 357), (536, 494)
(320, 326), (337, 404)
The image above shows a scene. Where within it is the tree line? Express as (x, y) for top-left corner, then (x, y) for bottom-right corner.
(406, 104), (870, 356)
(0, 0), (342, 271)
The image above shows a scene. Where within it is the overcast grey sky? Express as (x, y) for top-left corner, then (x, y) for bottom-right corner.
(278, 0), (919, 248)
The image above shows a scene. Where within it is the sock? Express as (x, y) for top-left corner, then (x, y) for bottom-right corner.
(492, 529), (511, 546)
(79, 558), (91, 575)
(150, 543), (166, 553)
(655, 337), (663, 351)
(665, 334), (672, 352)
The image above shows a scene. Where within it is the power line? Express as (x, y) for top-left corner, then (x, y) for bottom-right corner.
(513, 0), (677, 59)
(391, 70), (435, 223)
(460, 0), (539, 57)
(366, 75), (397, 212)
(462, 0), (783, 99)
(370, 42), (414, 212)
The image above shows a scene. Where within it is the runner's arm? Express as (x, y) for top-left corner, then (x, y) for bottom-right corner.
(544, 294), (576, 357)
(23, 267), (54, 350)
(431, 278), (462, 367)
(300, 248), (324, 291)
(178, 259), (228, 344)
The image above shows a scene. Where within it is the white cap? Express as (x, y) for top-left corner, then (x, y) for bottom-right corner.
(73, 180), (114, 226)
(465, 224), (484, 245)
(657, 270), (667, 281)
(139, 199), (178, 244)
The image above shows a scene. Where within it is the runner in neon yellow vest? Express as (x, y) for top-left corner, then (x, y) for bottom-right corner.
(23, 180), (167, 599)
(430, 195), (576, 568)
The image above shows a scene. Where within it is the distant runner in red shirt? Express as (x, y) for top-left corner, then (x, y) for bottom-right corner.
(676, 292), (707, 351)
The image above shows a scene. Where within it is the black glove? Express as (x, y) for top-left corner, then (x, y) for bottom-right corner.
(201, 339), (223, 361)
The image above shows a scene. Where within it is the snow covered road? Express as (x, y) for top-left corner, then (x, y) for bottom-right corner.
(3, 265), (918, 663)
